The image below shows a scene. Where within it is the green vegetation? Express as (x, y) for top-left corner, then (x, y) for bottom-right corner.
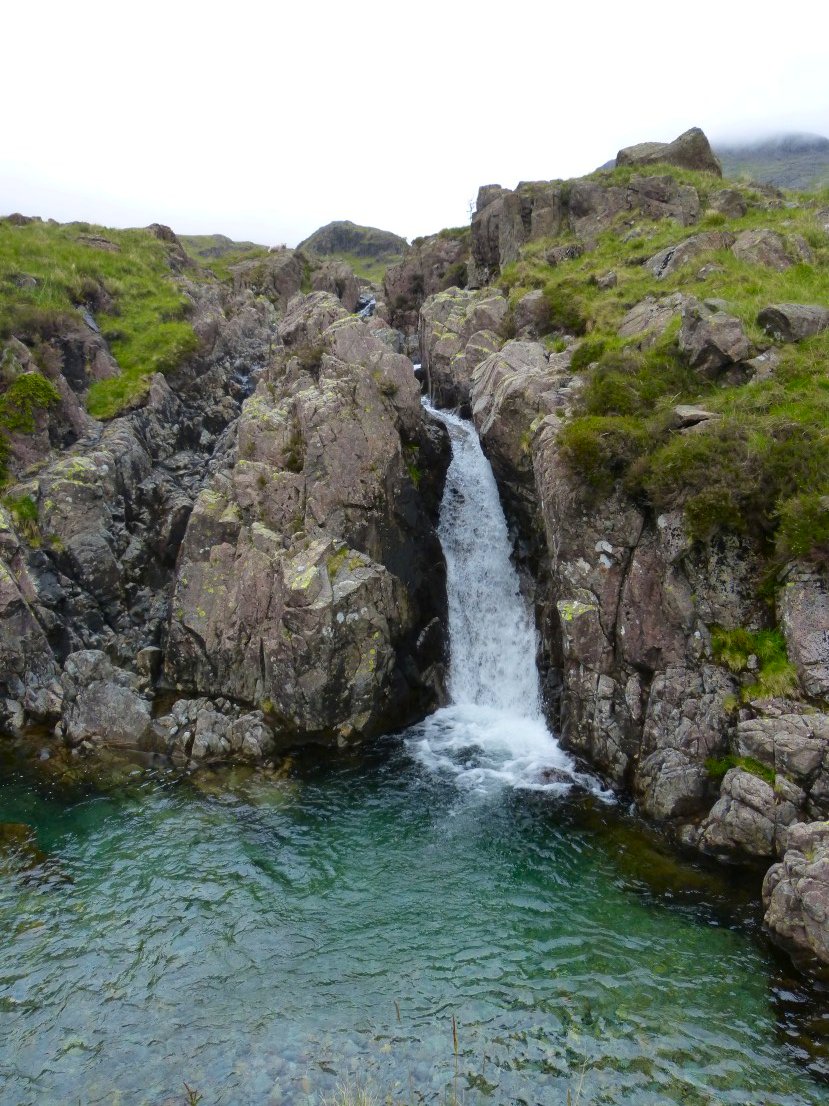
(0, 370), (60, 480)
(1, 492), (40, 544)
(710, 626), (799, 700)
(0, 218), (198, 418)
(705, 753), (776, 786)
(0, 371), (60, 433)
(322, 250), (398, 284)
(499, 175), (829, 560)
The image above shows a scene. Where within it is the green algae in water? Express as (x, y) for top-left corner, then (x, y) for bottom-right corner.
(1, 741), (828, 1106)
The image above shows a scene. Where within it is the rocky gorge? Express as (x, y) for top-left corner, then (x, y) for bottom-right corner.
(3, 123), (829, 1021)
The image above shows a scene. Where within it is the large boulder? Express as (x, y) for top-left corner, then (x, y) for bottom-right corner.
(616, 127), (722, 176)
(695, 767), (797, 859)
(763, 821), (829, 966)
(731, 228), (801, 271)
(757, 303), (829, 343)
(678, 300), (753, 377)
(311, 259), (361, 313)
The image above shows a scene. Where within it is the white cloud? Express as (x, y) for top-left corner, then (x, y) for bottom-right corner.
(3, 0), (828, 245)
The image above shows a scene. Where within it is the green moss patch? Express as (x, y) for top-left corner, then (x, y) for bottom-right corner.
(710, 626), (799, 700)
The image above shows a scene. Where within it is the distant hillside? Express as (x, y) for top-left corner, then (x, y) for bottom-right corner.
(179, 233), (265, 260)
(715, 133), (829, 191)
(297, 220), (407, 283)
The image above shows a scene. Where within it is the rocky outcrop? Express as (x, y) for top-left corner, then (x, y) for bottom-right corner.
(164, 292), (448, 744)
(616, 127), (722, 177)
(229, 249), (305, 311)
(310, 259), (361, 313)
(764, 821), (829, 965)
(0, 273), (289, 738)
(418, 287), (507, 408)
(646, 231), (736, 279)
(384, 232), (470, 331)
(470, 172), (703, 282)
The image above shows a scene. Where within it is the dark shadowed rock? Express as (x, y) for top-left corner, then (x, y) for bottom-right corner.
(616, 127), (722, 176)
(757, 303), (829, 342)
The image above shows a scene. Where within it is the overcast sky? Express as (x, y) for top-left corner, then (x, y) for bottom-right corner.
(3, 0), (828, 247)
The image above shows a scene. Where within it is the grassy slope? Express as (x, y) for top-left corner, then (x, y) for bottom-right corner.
(499, 167), (829, 568)
(0, 219), (198, 419)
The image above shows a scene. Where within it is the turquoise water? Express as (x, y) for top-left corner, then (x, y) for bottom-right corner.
(1, 739), (828, 1106)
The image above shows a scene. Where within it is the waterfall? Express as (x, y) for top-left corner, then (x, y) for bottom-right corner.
(407, 405), (604, 796)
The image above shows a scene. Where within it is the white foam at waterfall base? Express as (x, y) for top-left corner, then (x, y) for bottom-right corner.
(407, 405), (610, 798)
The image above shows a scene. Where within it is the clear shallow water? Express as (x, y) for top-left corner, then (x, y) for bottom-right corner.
(1, 751), (829, 1106)
(2, 409), (828, 1105)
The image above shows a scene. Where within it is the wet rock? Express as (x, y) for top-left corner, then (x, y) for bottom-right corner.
(164, 298), (448, 745)
(757, 303), (829, 343)
(635, 665), (737, 819)
(763, 821), (829, 965)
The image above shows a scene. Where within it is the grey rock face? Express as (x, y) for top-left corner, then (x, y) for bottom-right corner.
(384, 233), (470, 331)
(695, 768), (795, 859)
(779, 567), (829, 699)
(311, 260), (362, 313)
(164, 297), (448, 745)
(61, 650), (153, 748)
(418, 288), (507, 408)
(764, 821), (829, 965)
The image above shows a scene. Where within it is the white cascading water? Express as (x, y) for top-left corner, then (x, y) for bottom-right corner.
(407, 405), (605, 795)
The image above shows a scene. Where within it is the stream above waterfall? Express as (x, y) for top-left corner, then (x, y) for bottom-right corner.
(2, 411), (829, 1105)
